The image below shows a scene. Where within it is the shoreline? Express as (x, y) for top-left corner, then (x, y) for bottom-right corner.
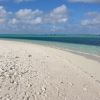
(49, 46), (100, 63)
(1, 38), (100, 62)
(0, 39), (100, 100)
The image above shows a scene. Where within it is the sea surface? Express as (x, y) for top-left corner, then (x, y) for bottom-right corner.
(0, 34), (100, 57)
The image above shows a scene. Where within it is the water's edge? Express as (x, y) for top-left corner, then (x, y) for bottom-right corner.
(0, 38), (100, 63)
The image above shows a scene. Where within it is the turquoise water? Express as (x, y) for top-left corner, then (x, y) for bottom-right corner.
(0, 34), (100, 46)
(0, 33), (100, 57)
(14, 39), (100, 57)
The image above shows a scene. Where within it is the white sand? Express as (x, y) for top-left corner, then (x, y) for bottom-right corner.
(0, 40), (100, 100)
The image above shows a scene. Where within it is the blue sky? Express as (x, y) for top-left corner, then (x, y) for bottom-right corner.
(0, 0), (100, 34)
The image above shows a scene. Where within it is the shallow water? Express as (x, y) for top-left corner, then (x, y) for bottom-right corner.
(32, 40), (100, 56)
(11, 39), (100, 57)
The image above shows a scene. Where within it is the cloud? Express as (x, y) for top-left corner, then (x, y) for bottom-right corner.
(45, 5), (68, 24)
(81, 12), (100, 26)
(0, 6), (7, 18)
(86, 12), (100, 16)
(16, 9), (42, 19)
(0, 5), (69, 33)
(0, 6), (7, 24)
(15, 0), (33, 3)
(0, 0), (35, 3)
(8, 5), (68, 25)
(68, 0), (100, 3)
(15, 9), (43, 24)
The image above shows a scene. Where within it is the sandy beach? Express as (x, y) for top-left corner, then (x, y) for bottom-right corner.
(0, 40), (100, 100)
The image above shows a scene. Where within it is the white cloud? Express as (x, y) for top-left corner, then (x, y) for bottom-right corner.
(0, 18), (6, 24)
(16, 9), (42, 19)
(45, 5), (68, 24)
(15, 0), (33, 3)
(0, 6), (7, 24)
(86, 12), (100, 16)
(68, 0), (100, 3)
(0, 5), (69, 33)
(51, 5), (67, 15)
(81, 19), (100, 26)
(81, 12), (100, 26)
(31, 17), (42, 24)
(0, 6), (7, 17)
(0, 0), (35, 3)
(15, 9), (43, 25)
(1, 4), (68, 25)
(8, 18), (18, 24)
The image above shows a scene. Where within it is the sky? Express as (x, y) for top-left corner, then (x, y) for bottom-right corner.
(0, 0), (100, 34)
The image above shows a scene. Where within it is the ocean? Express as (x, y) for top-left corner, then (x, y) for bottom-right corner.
(0, 34), (100, 57)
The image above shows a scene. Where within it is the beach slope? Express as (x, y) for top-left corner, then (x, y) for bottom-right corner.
(0, 40), (100, 100)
